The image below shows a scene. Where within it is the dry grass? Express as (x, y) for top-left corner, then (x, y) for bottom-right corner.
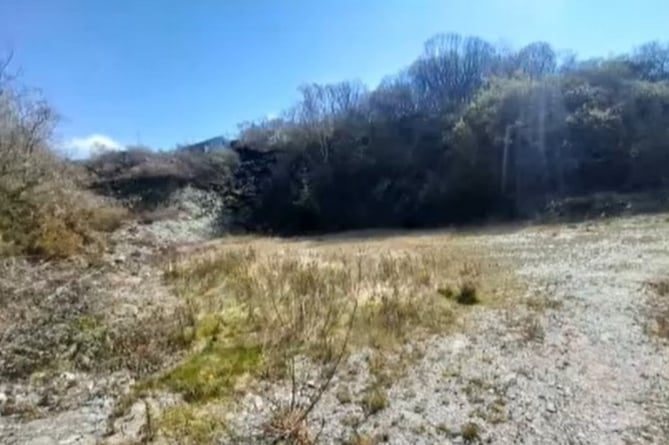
(147, 232), (518, 442)
(646, 278), (669, 340)
(263, 406), (313, 445)
(360, 384), (388, 415)
(157, 233), (516, 400)
(156, 403), (226, 445)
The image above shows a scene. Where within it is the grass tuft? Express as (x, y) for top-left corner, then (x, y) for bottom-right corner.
(361, 384), (388, 415)
(263, 407), (313, 445)
(157, 344), (262, 402)
(647, 278), (669, 340)
(157, 403), (225, 445)
(461, 421), (481, 443)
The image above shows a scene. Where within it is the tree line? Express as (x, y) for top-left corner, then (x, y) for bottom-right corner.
(222, 34), (669, 234)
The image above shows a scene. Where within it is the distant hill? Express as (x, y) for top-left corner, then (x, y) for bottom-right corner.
(178, 136), (229, 153)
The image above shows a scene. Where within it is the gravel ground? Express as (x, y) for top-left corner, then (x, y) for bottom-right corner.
(2, 214), (668, 444)
(226, 215), (669, 444)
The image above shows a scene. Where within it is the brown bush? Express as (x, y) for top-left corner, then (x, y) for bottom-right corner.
(0, 54), (127, 259)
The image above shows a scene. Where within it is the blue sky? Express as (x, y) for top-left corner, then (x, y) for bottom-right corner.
(1, 0), (668, 156)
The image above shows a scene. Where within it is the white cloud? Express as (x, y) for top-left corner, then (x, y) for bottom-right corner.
(62, 134), (125, 159)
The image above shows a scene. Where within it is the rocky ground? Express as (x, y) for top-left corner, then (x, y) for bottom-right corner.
(1, 213), (668, 444)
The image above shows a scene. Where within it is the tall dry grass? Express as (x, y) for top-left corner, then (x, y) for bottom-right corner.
(158, 234), (515, 402)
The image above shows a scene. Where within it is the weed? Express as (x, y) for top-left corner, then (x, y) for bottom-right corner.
(456, 281), (480, 305)
(157, 403), (225, 445)
(486, 398), (508, 424)
(519, 314), (546, 343)
(361, 384), (388, 415)
(461, 421), (481, 443)
(646, 278), (669, 340)
(438, 281), (480, 305)
(525, 295), (563, 312)
(464, 378), (488, 404)
(263, 407), (313, 445)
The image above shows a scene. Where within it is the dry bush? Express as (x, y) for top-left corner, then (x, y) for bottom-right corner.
(0, 187), (128, 259)
(263, 406), (314, 445)
(0, 54), (126, 259)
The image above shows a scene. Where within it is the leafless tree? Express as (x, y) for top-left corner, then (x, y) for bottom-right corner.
(516, 42), (557, 78)
(409, 33), (496, 112)
(369, 73), (419, 121)
(631, 41), (669, 81)
(295, 81), (367, 161)
(0, 52), (60, 197)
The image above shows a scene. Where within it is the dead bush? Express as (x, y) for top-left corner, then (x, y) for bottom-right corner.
(0, 55), (126, 258)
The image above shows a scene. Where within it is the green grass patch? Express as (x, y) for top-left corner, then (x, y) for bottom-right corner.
(157, 403), (226, 445)
(158, 343), (262, 402)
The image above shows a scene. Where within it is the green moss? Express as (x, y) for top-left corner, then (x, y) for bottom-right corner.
(157, 403), (225, 445)
(158, 343), (262, 402)
(73, 314), (104, 332)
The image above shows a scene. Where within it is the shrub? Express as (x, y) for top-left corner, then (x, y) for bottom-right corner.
(0, 57), (126, 259)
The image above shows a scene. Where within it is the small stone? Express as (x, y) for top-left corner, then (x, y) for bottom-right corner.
(25, 436), (57, 445)
(252, 395), (264, 410)
(502, 373), (517, 385)
(546, 402), (557, 413)
(61, 372), (77, 388)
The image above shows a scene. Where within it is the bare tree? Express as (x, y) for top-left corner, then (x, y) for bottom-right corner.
(369, 73), (418, 121)
(516, 42), (557, 78)
(0, 53), (59, 197)
(631, 41), (669, 81)
(409, 33), (496, 112)
(295, 81), (367, 161)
